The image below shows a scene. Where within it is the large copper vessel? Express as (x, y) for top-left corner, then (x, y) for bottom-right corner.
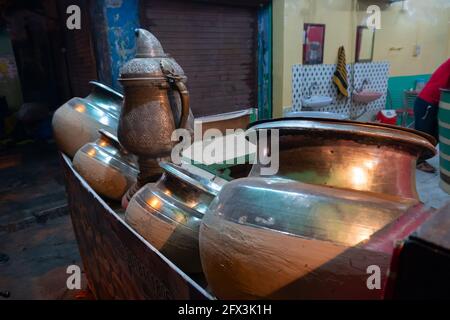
(73, 130), (138, 201)
(125, 162), (221, 274)
(118, 28), (194, 204)
(248, 118), (436, 198)
(199, 118), (436, 300)
(52, 81), (123, 157)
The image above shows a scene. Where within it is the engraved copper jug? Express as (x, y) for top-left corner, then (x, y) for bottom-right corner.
(118, 28), (194, 206)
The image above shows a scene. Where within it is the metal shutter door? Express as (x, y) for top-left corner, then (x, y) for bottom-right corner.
(58, 0), (98, 98)
(140, 0), (257, 117)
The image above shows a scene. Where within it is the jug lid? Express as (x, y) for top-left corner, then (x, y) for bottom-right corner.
(134, 28), (165, 58)
(119, 28), (185, 82)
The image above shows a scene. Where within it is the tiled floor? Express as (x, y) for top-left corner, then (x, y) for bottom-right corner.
(416, 146), (450, 210)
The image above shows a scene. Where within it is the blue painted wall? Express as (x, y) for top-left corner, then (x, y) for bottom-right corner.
(91, 0), (273, 118)
(257, 2), (273, 120)
(90, 0), (140, 91)
(104, 0), (140, 91)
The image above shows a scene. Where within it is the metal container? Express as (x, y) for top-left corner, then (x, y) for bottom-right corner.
(284, 111), (349, 120)
(439, 88), (450, 194)
(125, 162), (221, 274)
(248, 118), (436, 200)
(52, 81), (123, 157)
(61, 154), (212, 299)
(199, 118), (436, 299)
(73, 130), (138, 201)
(118, 28), (194, 203)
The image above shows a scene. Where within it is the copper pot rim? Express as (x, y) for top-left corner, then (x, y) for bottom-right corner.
(66, 98), (120, 123)
(159, 162), (221, 196)
(247, 117), (437, 158)
(133, 188), (203, 228)
(89, 81), (123, 99)
(77, 143), (139, 178)
(249, 117), (436, 144)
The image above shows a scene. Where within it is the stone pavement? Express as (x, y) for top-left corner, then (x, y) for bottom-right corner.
(0, 215), (89, 299)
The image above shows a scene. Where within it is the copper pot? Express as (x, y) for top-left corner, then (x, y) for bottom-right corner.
(199, 118), (436, 299)
(118, 28), (194, 204)
(73, 130), (138, 201)
(248, 118), (436, 200)
(125, 162), (221, 273)
(52, 81), (123, 157)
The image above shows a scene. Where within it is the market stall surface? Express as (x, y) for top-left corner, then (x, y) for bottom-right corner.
(0, 140), (448, 300)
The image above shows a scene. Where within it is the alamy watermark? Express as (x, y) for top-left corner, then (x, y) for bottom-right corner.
(66, 265), (81, 290)
(366, 5), (381, 30)
(366, 265), (382, 290)
(66, 5), (81, 30)
(171, 125), (280, 176)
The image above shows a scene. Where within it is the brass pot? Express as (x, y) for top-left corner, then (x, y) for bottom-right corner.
(248, 118), (436, 200)
(73, 130), (138, 201)
(125, 162), (221, 273)
(52, 81), (123, 157)
(118, 28), (194, 203)
(199, 118), (436, 299)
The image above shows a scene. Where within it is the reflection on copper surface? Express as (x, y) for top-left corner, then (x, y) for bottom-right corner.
(87, 148), (96, 157)
(347, 224), (373, 245)
(98, 139), (109, 147)
(99, 115), (110, 126)
(174, 211), (187, 224)
(146, 196), (162, 210)
(74, 104), (86, 113)
(350, 166), (369, 189)
(186, 200), (199, 209)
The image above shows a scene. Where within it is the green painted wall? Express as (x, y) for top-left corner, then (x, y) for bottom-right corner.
(386, 74), (431, 109)
(0, 28), (23, 111)
(386, 74), (431, 126)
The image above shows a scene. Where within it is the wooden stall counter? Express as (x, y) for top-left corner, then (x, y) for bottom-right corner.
(61, 153), (213, 300)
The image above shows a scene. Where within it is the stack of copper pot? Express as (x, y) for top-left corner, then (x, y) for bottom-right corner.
(53, 28), (195, 203)
(53, 80), (141, 201)
(53, 28), (438, 300)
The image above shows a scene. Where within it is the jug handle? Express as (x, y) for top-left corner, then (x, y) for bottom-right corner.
(160, 60), (190, 129)
(173, 79), (189, 129)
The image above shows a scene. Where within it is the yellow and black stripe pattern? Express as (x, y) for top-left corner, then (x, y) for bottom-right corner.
(333, 46), (349, 97)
